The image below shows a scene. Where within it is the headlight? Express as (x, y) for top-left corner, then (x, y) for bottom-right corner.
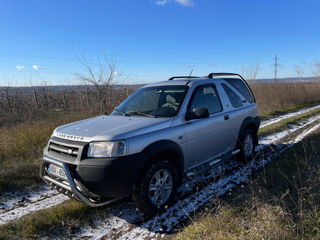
(88, 141), (126, 158)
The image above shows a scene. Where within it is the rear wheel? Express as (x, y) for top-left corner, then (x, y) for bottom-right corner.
(238, 128), (256, 162)
(133, 158), (178, 216)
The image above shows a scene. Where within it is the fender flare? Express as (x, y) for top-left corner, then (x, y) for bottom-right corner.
(140, 140), (185, 183)
(238, 116), (260, 145)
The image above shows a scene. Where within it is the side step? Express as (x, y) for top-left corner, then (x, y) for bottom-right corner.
(185, 149), (240, 178)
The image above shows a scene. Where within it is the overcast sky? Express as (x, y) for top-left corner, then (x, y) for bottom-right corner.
(0, 0), (319, 86)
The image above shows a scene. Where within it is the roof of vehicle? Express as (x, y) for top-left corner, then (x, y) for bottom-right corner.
(143, 77), (210, 87)
(142, 73), (248, 88)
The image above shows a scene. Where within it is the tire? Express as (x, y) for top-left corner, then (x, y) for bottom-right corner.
(238, 128), (256, 162)
(133, 158), (178, 216)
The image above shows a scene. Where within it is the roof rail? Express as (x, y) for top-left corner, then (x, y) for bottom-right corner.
(169, 76), (201, 80)
(207, 72), (246, 81)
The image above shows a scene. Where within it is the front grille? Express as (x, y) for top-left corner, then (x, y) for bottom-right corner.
(48, 142), (79, 159)
(46, 136), (88, 163)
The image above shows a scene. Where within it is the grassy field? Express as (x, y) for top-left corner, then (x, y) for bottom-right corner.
(251, 81), (320, 115)
(0, 111), (95, 194)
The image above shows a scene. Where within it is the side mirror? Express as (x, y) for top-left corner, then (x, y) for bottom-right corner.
(187, 107), (209, 120)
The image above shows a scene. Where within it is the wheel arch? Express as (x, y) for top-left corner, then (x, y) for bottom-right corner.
(139, 140), (185, 185)
(238, 116), (259, 146)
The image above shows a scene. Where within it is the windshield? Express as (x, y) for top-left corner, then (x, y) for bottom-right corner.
(111, 85), (189, 118)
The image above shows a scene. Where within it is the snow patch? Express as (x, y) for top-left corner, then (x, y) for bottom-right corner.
(0, 186), (68, 225)
(260, 104), (320, 128)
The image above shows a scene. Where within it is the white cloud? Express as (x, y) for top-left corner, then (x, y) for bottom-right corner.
(155, 0), (169, 5)
(33, 65), (46, 70)
(174, 0), (194, 6)
(16, 65), (25, 71)
(32, 65), (39, 70)
(155, 0), (194, 7)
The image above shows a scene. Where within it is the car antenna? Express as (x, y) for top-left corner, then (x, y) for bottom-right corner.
(188, 69), (193, 78)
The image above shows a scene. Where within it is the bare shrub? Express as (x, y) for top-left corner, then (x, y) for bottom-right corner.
(314, 61), (320, 81)
(295, 65), (304, 82)
(250, 81), (320, 114)
(242, 62), (260, 81)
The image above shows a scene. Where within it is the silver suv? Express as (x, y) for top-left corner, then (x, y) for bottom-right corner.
(40, 73), (260, 215)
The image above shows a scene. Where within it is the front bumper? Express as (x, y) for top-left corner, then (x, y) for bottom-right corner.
(40, 156), (119, 206)
(40, 152), (148, 207)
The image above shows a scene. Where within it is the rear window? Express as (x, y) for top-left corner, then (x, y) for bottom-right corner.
(222, 84), (243, 108)
(223, 78), (254, 103)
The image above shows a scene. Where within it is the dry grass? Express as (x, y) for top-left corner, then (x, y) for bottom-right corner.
(0, 111), (95, 194)
(250, 81), (320, 116)
(174, 204), (293, 240)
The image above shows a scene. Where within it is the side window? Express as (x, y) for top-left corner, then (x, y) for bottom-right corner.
(224, 78), (254, 103)
(222, 84), (243, 108)
(189, 85), (222, 114)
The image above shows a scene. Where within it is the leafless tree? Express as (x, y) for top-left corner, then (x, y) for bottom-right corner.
(314, 62), (320, 81)
(75, 54), (118, 113)
(242, 62), (260, 81)
(295, 65), (304, 82)
(1, 86), (13, 114)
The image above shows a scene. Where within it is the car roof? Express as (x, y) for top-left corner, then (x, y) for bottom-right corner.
(142, 77), (218, 88)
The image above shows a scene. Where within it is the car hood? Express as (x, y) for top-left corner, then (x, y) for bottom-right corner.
(53, 115), (173, 142)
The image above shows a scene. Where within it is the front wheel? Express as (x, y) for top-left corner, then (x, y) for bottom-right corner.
(133, 159), (178, 216)
(238, 128), (256, 162)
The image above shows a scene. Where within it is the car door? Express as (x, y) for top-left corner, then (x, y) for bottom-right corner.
(185, 84), (233, 169)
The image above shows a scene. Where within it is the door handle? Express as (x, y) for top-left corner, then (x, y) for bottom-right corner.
(224, 115), (229, 120)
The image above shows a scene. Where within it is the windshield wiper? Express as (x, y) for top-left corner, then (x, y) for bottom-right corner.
(126, 111), (157, 118)
(114, 108), (130, 117)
